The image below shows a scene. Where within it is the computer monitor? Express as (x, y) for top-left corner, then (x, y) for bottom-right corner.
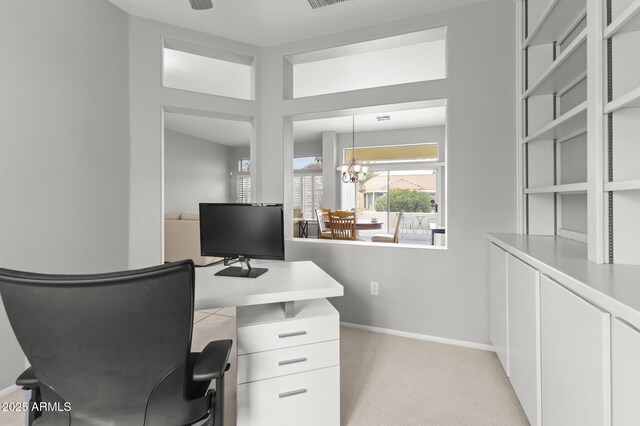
(199, 203), (284, 278)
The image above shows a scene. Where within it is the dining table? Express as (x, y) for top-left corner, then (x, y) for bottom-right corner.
(324, 220), (384, 231)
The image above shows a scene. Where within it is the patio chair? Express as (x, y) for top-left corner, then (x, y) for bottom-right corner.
(316, 208), (333, 239)
(400, 214), (413, 234)
(329, 210), (357, 240)
(371, 210), (403, 243)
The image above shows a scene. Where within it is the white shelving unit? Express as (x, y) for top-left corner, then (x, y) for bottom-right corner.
(519, 0), (640, 264)
(521, 0), (588, 242)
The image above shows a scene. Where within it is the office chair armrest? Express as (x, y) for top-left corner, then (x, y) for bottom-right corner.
(16, 367), (38, 389)
(193, 339), (232, 382)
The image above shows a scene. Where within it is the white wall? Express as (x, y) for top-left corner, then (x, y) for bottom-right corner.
(0, 0), (129, 389)
(294, 140), (323, 157)
(264, 0), (517, 345)
(164, 130), (231, 212)
(128, 16), (259, 268)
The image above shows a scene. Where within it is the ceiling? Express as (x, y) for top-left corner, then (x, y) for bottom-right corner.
(107, 0), (486, 47)
(164, 106), (445, 146)
(294, 107), (446, 144)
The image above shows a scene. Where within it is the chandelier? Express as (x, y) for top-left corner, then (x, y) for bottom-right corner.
(338, 116), (368, 183)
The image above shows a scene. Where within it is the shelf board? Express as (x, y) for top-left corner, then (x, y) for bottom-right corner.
(525, 182), (588, 194)
(524, 101), (587, 143)
(524, 29), (587, 99)
(556, 127), (587, 143)
(557, 228), (588, 244)
(604, 85), (640, 113)
(604, 0), (640, 39)
(524, 0), (586, 47)
(604, 179), (640, 192)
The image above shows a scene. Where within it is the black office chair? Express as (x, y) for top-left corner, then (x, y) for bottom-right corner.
(0, 260), (232, 426)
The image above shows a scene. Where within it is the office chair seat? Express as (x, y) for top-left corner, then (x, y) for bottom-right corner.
(0, 260), (231, 426)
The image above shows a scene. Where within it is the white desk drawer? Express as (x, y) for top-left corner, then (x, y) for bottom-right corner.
(237, 314), (338, 355)
(238, 340), (339, 384)
(237, 366), (340, 426)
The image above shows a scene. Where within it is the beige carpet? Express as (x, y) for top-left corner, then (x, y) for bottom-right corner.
(340, 326), (529, 425)
(0, 324), (528, 426)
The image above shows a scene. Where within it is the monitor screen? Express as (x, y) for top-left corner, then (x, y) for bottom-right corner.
(199, 203), (285, 261)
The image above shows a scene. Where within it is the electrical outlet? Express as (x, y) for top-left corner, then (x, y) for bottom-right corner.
(370, 281), (379, 296)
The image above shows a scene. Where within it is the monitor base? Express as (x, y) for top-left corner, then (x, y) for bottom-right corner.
(215, 266), (268, 278)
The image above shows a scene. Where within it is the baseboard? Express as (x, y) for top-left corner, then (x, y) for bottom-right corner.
(0, 384), (20, 399)
(340, 322), (495, 352)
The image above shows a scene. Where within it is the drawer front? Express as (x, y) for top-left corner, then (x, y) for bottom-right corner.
(237, 314), (338, 355)
(237, 366), (340, 426)
(238, 340), (339, 384)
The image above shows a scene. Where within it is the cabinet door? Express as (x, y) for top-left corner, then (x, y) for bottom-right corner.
(507, 254), (541, 426)
(612, 318), (640, 425)
(489, 243), (508, 374)
(540, 276), (611, 426)
(237, 366), (340, 426)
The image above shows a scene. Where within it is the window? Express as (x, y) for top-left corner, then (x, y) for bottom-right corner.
(239, 159), (251, 172)
(341, 168), (443, 245)
(236, 176), (251, 203)
(288, 27), (447, 99)
(162, 38), (254, 100)
(293, 156), (323, 219)
(345, 143), (439, 164)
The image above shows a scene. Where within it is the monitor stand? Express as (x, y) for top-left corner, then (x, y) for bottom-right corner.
(215, 257), (268, 279)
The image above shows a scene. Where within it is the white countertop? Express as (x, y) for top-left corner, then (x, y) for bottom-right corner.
(488, 233), (640, 329)
(194, 260), (344, 310)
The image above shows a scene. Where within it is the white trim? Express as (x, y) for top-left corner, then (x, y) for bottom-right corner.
(340, 321), (495, 352)
(0, 385), (20, 399)
(515, 0), (524, 235)
(288, 236), (448, 251)
(587, 0), (605, 263)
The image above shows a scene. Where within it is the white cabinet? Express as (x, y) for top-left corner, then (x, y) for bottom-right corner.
(236, 298), (340, 426)
(489, 242), (508, 374)
(540, 275), (611, 426)
(612, 317), (640, 425)
(507, 254), (541, 426)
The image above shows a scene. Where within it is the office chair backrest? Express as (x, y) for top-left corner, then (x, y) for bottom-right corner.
(0, 260), (204, 425)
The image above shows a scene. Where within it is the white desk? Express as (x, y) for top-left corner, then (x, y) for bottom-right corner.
(195, 261), (343, 426)
(195, 260), (343, 310)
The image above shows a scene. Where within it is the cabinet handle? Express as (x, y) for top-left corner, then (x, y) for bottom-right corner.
(278, 330), (307, 338)
(278, 388), (307, 399)
(278, 357), (307, 366)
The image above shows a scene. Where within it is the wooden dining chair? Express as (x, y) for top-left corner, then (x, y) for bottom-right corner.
(315, 208), (333, 239)
(329, 210), (357, 240)
(371, 210), (403, 243)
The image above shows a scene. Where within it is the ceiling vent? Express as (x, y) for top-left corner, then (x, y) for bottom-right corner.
(307, 0), (351, 10)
